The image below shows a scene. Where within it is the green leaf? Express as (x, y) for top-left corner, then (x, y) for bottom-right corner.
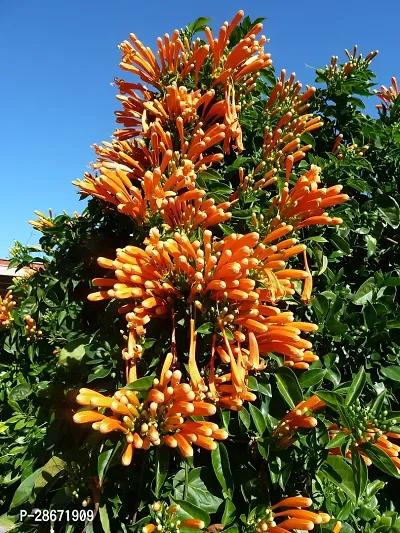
(316, 390), (343, 410)
(174, 500), (210, 527)
(321, 456), (356, 501)
(34, 456), (66, 493)
(371, 391), (386, 416)
(365, 235), (377, 257)
(8, 383), (31, 402)
(58, 309), (68, 326)
(352, 447), (368, 501)
(125, 375), (155, 391)
(299, 369), (326, 388)
(221, 528), (239, 533)
(177, 468), (223, 514)
(326, 431), (349, 449)
(238, 408), (251, 429)
(7, 401), (22, 413)
(304, 236), (328, 243)
(383, 277), (400, 286)
(221, 500), (236, 527)
(155, 446), (169, 497)
(196, 323), (213, 335)
(376, 194), (400, 228)
(187, 17), (212, 36)
(300, 132), (316, 148)
(361, 443), (399, 477)
(353, 278), (375, 305)
(58, 339), (88, 366)
(219, 224), (234, 236)
(318, 255), (328, 275)
(345, 367), (366, 405)
(97, 448), (115, 487)
(231, 209), (255, 220)
(381, 366), (400, 381)
(211, 443), (233, 498)
(274, 367), (303, 409)
(87, 366), (111, 383)
(331, 234), (351, 254)
(248, 404), (266, 435)
(197, 169), (221, 183)
(387, 319), (400, 330)
(257, 438), (269, 459)
(10, 468), (42, 508)
(99, 503), (111, 533)
(20, 296), (37, 316)
(0, 517), (18, 531)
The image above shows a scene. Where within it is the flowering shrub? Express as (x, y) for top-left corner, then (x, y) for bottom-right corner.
(0, 10), (400, 533)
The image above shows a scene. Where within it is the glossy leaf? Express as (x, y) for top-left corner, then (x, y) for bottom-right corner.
(125, 375), (155, 391)
(174, 500), (211, 527)
(353, 277), (375, 305)
(274, 367), (303, 409)
(248, 403), (266, 435)
(361, 443), (400, 477)
(211, 443), (233, 499)
(155, 446), (169, 497)
(10, 468), (42, 508)
(345, 367), (366, 405)
(352, 448), (368, 500)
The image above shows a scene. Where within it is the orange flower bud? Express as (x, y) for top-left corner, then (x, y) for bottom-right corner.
(122, 442), (134, 466)
(180, 519), (205, 530)
(73, 411), (106, 424)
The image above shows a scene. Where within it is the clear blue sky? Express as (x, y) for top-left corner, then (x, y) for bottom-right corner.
(0, 0), (398, 257)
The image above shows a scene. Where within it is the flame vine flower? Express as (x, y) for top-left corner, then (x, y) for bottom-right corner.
(73, 354), (227, 465)
(374, 77), (399, 111)
(70, 7), (348, 482)
(87, 227), (322, 391)
(143, 502), (204, 533)
(273, 395), (325, 447)
(0, 291), (16, 331)
(244, 496), (331, 533)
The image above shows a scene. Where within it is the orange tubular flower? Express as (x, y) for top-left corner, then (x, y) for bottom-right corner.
(118, 10), (269, 90)
(374, 77), (399, 111)
(73, 355), (226, 466)
(73, 121), (230, 230)
(28, 210), (54, 230)
(112, 10), (271, 159)
(249, 497), (329, 532)
(89, 227), (318, 385)
(272, 165), (348, 230)
(259, 71), (323, 173)
(0, 291), (16, 331)
(273, 396), (325, 447)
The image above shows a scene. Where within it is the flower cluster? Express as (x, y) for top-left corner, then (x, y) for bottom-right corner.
(246, 496), (331, 533)
(88, 228), (322, 401)
(72, 10), (349, 466)
(325, 46), (378, 80)
(28, 209), (54, 230)
(24, 315), (43, 341)
(374, 77), (399, 111)
(73, 354), (227, 465)
(273, 396), (325, 447)
(143, 502), (204, 533)
(332, 134), (369, 160)
(328, 399), (400, 469)
(0, 291), (16, 331)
